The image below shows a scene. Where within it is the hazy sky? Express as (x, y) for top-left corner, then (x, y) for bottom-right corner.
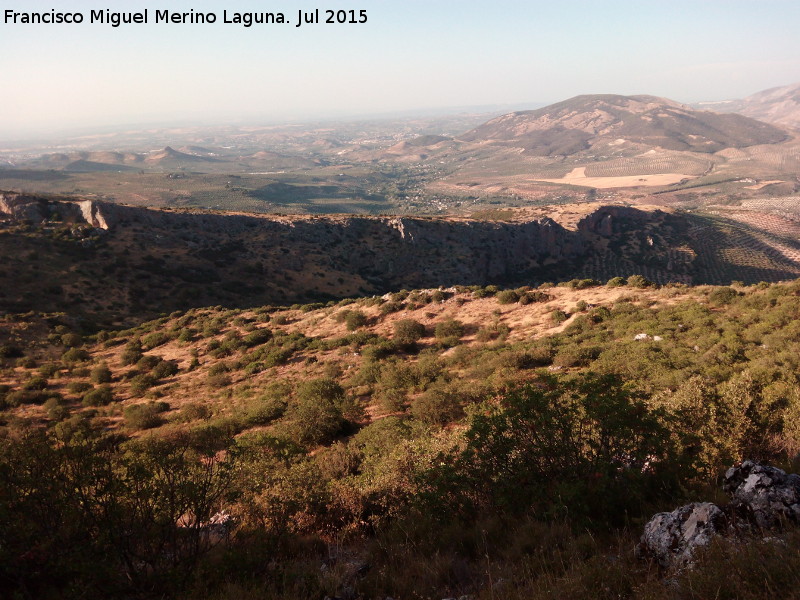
(1, 0), (799, 138)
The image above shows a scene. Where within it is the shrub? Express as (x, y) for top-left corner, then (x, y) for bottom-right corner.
(44, 397), (69, 421)
(519, 291), (551, 305)
(16, 357), (36, 369)
(151, 360), (179, 380)
(376, 387), (407, 413)
(550, 309), (569, 325)
(436, 374), (672, 520)
(23, 377), (48, 391)
(291, 378), (346, 445)
(393, 319), (425, 349)
(130, 374), (157, 397)
(62, 348), (89, 363)
(137, 355), (162, 371)
(141, 332), (169, 350)
(411, 387), (464, 426)
(709, 286), (740, 305)
(430, 290), (448, 303)
(6, 390), (56, 406)
(82, 385), (114, 406)
(60, 333), (82, 348)
(38, 363), (60, 378)
(208, 373), (232, 388)
(67, 381), (93, 394)
(90, 364), (112, 384)
(120, 343), (143, 366)
(627, 274), (652, 288)
(496, 290), (520, 304)
(434, 319), (465, 341)
(344, 310), (368, 331)
(607, 276), (627, 287)
(379, 301), (404, 315)
(177, 402), (212, 422)
(242, 328), (272, 347)
(124, 401), (169, 430)
(568, 278), (601, 290)
(239, 395), (287, 427)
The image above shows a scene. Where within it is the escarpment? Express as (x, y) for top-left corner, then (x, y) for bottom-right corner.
(0, 193), (704, 323)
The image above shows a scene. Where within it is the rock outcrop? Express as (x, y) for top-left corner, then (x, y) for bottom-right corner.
(0, 192), (117, 229)
(723, 460), (800, 529)
(636, 502), (726, 569)
(639, 461), (800, 570)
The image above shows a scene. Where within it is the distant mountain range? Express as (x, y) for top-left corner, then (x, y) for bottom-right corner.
(695, 81), (800, 130)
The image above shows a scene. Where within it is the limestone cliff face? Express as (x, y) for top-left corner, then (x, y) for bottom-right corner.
(83, 201), (582, 288)
(0, 192), (118, 229)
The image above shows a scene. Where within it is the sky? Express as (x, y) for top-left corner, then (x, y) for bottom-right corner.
(1, 0), (799, 138)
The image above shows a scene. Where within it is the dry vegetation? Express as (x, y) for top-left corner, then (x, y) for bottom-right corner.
(4, 276), (800, 599)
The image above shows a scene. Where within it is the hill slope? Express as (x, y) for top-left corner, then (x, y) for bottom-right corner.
(460, 94), (789, 155)
(699, 81), (800, 130)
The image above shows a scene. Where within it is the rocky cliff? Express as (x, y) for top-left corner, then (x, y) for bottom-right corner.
(0, 192), (697, 324)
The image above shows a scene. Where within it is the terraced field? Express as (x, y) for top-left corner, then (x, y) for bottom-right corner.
(584, 153), (711, 177)
(688, 212), (800, 284)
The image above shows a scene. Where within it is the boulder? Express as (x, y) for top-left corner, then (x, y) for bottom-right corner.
(637, 502), (726, 569)
(723, 460), (800, 529)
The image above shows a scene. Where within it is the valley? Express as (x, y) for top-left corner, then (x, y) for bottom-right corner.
(3, 81), (800, 600)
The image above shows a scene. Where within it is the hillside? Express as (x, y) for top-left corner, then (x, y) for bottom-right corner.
(3, 274), (800, 599)
(459, 94), (788, 155)
(699, 81), (800, 130)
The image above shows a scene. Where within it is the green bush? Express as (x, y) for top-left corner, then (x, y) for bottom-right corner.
(607, 276), (627, 287)
(393, 319), (426, 349)
(434, 319), (464, 341)
(120, 343), (143, 366)
(23, 377), (48, 391)
(62, 348), (89, 363)
(67, 381), (93, 394)
(291, 378), (346, 445)
(431, 374), (673, 520)
(344, 310), (368, 331)
(242, 328), (272, 347)
(82, 385), (114, 406)
(6, 389), (55, 406)
(519, 291), (551, 304)
(38, 363), (60, 378)
(239, 395), (287, 427)
(379, 301), (404, 315)
(709, 286), (740, 305)
(151, 360), (178, 380)
(627, 274), (652, 288)
(0, 344), (23, 359)
(411, 386), (465, 426)
(90, 364), (112, 384)
(141, 332), (169, 350)
(129, 374), (157, 397)
(124, 401), (169, 430)
(136, 355), (162, 371)
(496, 290), (520, 304)
(44, 396), (69, 421)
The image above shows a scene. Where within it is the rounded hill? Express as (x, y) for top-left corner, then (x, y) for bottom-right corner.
(460, 94), (789, 155)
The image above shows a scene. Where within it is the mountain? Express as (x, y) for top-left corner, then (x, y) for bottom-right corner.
(144, 146), (221, 165)
(460, 94), (789, 156)
(698, 82), (800, 130)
